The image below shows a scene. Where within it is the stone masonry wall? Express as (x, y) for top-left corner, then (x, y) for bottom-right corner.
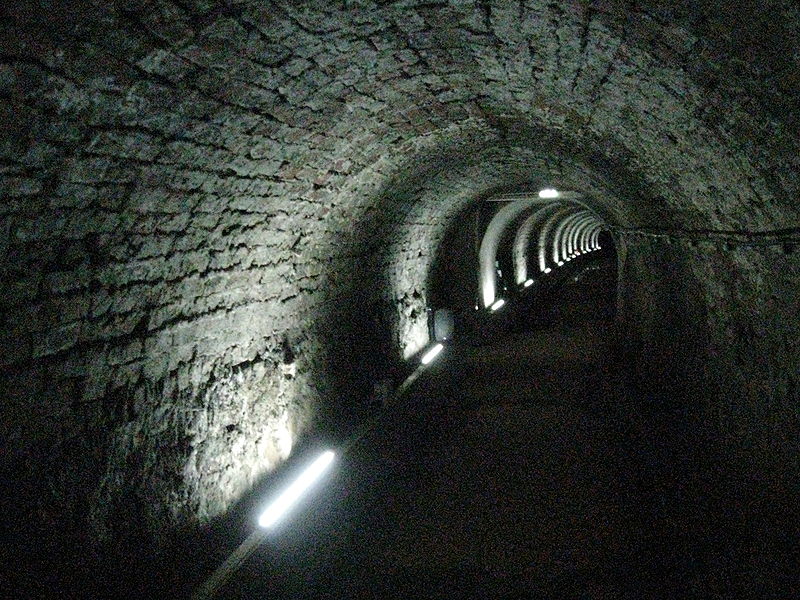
(1, 2), (798, 585)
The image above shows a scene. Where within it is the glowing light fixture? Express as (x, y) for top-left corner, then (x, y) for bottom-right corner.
(421, 343), (444, 365)
(490, 299), (505, 311)
(557, 261), (564, 266)
(258, 450), (335, 528)
(538, 188), (560, 199)
(544, 267), (552, 274)
(523, 279), (533, 288)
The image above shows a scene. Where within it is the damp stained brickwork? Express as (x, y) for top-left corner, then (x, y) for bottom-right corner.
(0, 0), (798, 583)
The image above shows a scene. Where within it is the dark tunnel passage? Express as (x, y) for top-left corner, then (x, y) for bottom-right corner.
(1, 1), (800, 598)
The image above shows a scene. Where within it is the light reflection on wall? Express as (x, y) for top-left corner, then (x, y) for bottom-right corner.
(402, 312), (431, 360)
(179, 362), (308, 524)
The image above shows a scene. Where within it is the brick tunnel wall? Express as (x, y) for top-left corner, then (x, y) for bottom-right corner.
(1, 0), (799, 588)
(615, 231), (800, 589)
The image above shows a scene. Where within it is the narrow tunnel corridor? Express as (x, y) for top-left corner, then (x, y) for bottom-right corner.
(1, 1), (799, 598)
(204, 248), (703, 599)
(221, 267), (629, 599)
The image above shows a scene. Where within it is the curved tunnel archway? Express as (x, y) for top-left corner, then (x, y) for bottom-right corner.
(514, 203), (559, 284)
(479, 196), (538, 307)
(1, 1), (799, 597)
(429, 189), (616, 344)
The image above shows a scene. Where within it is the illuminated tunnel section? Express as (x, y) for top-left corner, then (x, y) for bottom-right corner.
(513, 204), (560, 284)
(481, 194), (608, 309)
(428, 189), (614, 341)
(479, 196), (540, 308)
(507, 197), (609, 294)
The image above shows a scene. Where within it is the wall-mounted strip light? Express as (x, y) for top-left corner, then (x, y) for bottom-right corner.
(490, 299), (505, 311)
(420, 343), (444, 365)
(523, 279), (533, 287)
(538, 188), (560, 199)
(258, 450), (335, 528)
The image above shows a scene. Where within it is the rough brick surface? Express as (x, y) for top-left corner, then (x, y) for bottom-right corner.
(1, 0), (798, 589)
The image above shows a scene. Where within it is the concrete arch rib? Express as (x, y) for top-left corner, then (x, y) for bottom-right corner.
(572, 216), (595, 254)
(553, 211), (586, 264)
(479, 198), (539, 307)
(579, 215), (602, 253)
(539, 206), (576, 272)
(513, 203), (561, 284)
(567, 212), (594, 257)
(586, 224), (597, 250)
(562, 212), (586, 261)
(578, 217), (598, 252)
(590, 224), (603, 249)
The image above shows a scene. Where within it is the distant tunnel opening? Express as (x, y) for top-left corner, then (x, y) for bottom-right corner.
(426, 191), (618, 344)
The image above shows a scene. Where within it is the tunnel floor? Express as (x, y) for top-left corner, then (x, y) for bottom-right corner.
(313, 323), (628, 599)
(190, 262), (783, 599)
(205, 269), (684, 599)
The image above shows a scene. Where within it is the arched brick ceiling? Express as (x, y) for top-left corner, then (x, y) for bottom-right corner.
(1, 2), (798, 583)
